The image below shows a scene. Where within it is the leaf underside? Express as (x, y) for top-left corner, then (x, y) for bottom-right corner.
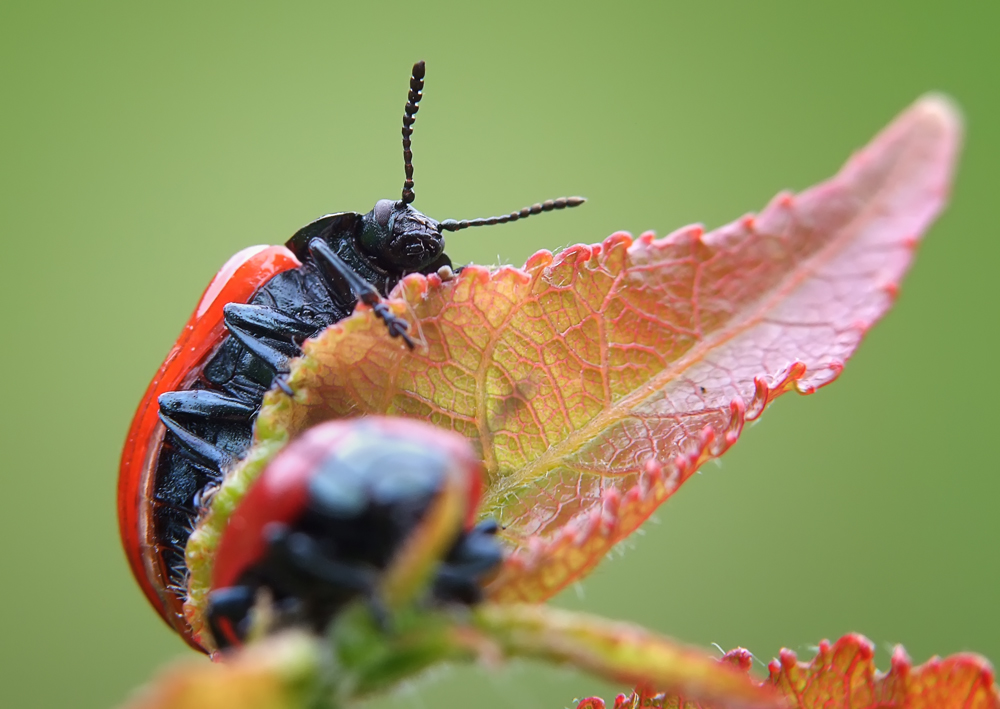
(578, 634), (1000, 709)
(183, 95), (960, 636)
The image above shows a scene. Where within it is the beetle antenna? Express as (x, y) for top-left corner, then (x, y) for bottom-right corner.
(439, 196), (586, 231)
(400, 60), (425, 206)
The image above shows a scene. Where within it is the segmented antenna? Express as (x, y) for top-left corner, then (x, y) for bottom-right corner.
(439, 196), (586, 232)
(400, 61), (425, 205)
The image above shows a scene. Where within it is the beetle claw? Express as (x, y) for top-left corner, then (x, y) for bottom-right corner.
(274, 375), (294, 397)
(372, 303), (416, 349)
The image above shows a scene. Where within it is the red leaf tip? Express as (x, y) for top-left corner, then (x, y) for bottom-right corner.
(891, 644), (912, 673)
(721, 648), (755, 673)
(524, 249), (554, 271)
(913, 92), (964, 137)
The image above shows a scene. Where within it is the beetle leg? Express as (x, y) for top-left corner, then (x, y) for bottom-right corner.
(308, 238), (415, 349)
(189, 459), (226, 484)
(222, 303), (314, 342)
(221, 375), (267, 403)
(206, 585), (256, 649)
(159, 412), (233, 473)
(223, 304), (313, 392)
(264, 524), (376, 594)
(206, 524), (382, 650)
(273, 376), (294, 397)
(370, 301), (416, 349)
(305, 238), (360, 308)
(471, 518), (501, 535)
(225, 322), (293, 376)
(150, 495), (197, 517)
(225, 322), (296, 396)
(158, 390), (256, 422)
(263, 524), (392, 632)
(432, 517), (505, 605)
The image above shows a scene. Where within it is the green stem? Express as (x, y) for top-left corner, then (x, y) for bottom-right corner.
(465, 604), (780, 709)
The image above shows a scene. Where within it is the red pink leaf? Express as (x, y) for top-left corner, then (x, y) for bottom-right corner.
(237, 95), (959, 606)
(577, 635), (1000, 709)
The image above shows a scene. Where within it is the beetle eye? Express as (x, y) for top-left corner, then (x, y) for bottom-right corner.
(373, 199), (394, 228)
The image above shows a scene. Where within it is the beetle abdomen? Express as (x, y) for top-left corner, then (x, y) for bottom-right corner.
(150, 262), (352, 598)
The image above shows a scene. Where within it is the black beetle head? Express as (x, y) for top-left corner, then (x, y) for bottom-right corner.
(357, 61), (584, 273)
(358, 199), (445, 272)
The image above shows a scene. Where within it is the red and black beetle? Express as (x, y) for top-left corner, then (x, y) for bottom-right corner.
(118, 61), (580, 649)
(206, 417), (502, 650)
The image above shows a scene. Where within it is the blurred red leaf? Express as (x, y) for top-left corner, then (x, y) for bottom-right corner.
(235, 95), (959, 607)
(769, 635), (998, 709)
(120, 633), (321, 709)
(578, 635), (1000, 709)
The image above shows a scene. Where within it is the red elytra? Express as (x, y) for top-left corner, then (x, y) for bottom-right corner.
(117, 245), (300, 647)
(210, 417), (485, 597)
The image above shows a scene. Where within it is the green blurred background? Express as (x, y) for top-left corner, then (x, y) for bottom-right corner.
(1, 1), (997, 707)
